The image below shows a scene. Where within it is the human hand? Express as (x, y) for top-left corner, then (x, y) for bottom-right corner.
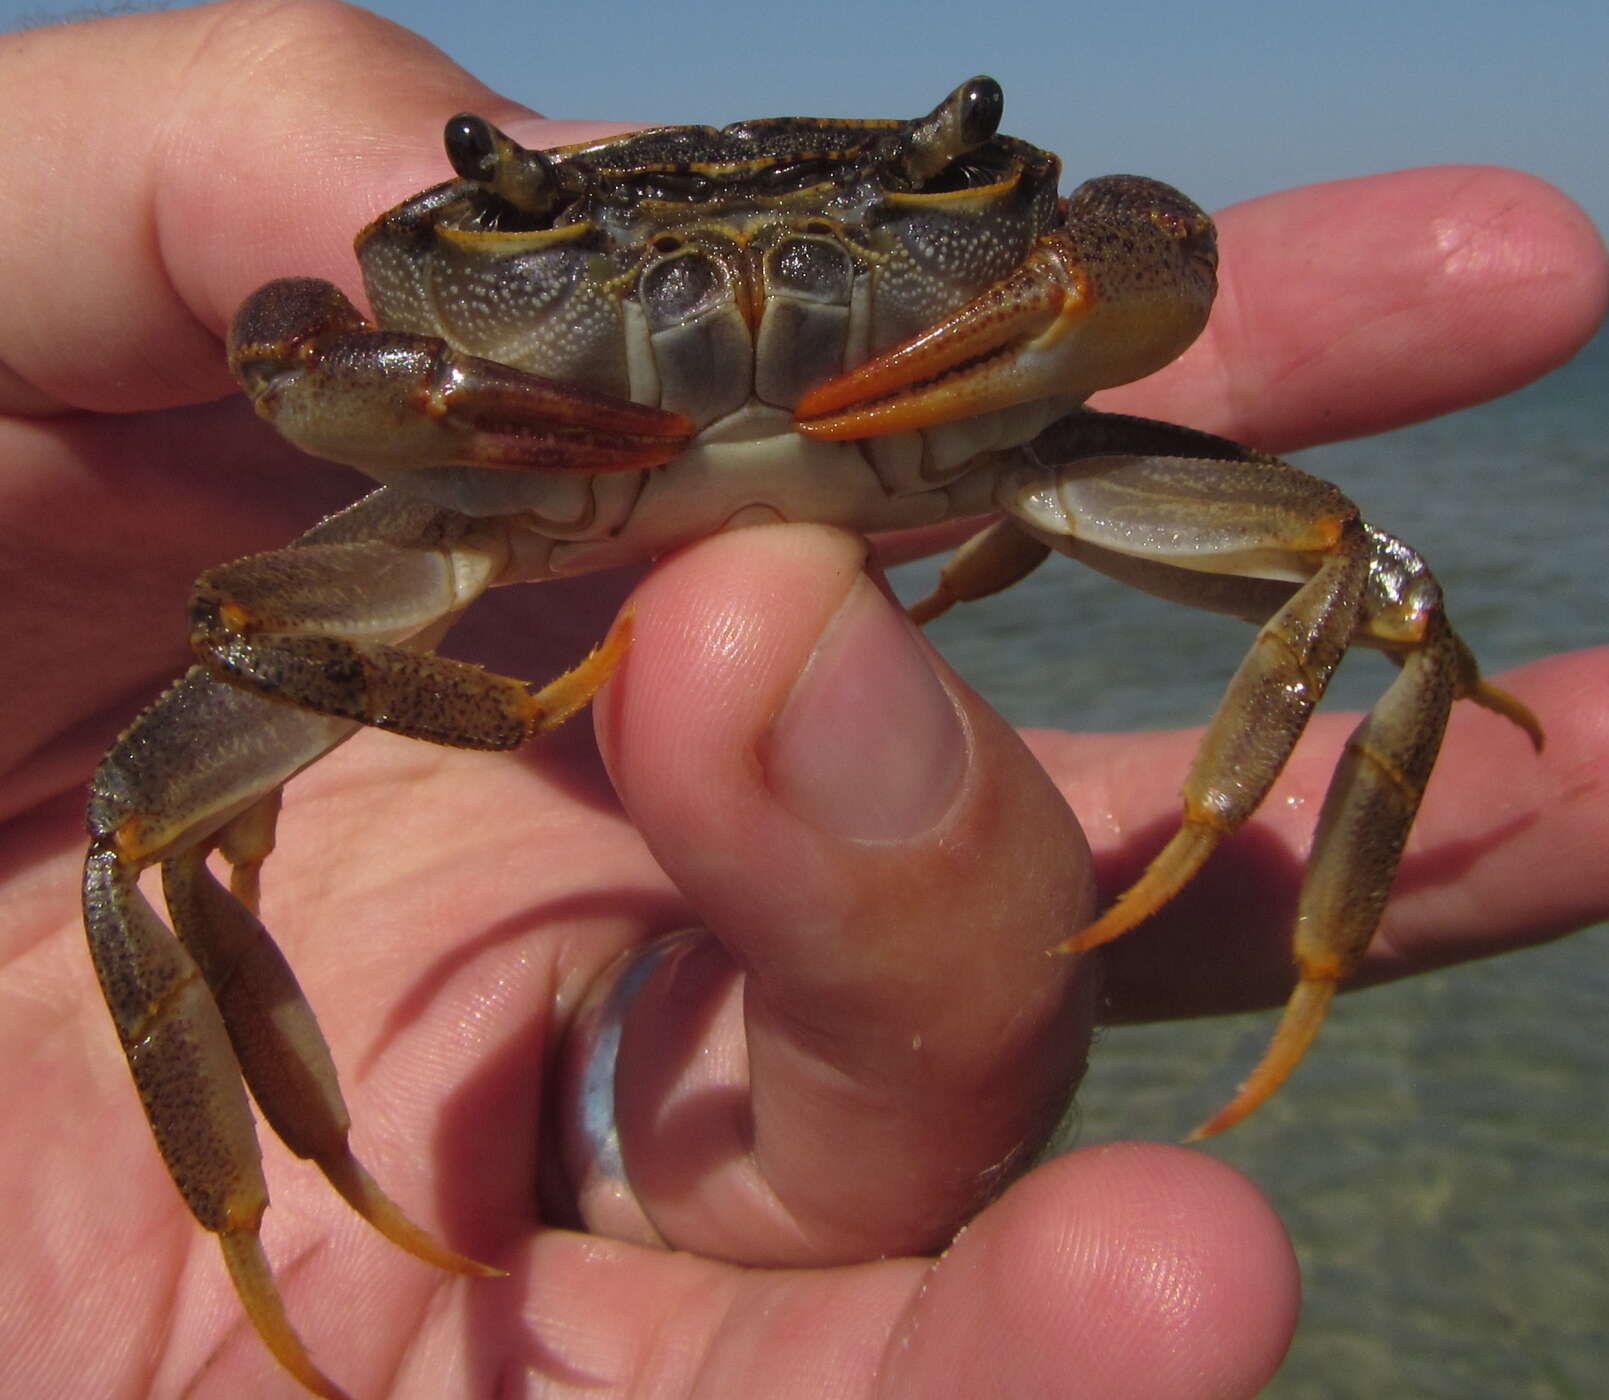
(2, 4), (1605, 1398)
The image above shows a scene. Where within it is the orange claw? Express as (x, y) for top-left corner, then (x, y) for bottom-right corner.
(796, 179), (1217, 440)
(795, 235), (1094, 438)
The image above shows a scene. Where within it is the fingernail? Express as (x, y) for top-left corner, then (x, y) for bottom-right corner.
(763, 575), (966, 841)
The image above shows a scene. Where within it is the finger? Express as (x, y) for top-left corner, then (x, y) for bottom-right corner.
(879, 1144), (1298, 1399)
(1023, 647), (1609, 1022)
(0, 4), (634, 786)
(1096, 166), (1609, 450)
(0, 3), (619, 416)
(505, 1144), (1295, 1400)
(588, 523), (1097, 1263)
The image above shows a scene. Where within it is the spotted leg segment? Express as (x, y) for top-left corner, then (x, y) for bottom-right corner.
(82, 492), (629, 1397)
(85, 674), (368, 1399)
(184, 489), (628, 746)
(944, 412), (1542, 1135)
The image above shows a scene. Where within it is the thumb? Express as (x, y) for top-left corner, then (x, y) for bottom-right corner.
(581, 523), (1097, 1262)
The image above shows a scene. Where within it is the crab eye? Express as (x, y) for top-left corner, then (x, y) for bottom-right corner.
(887, 75), (1007, 187)
(444, 114), (566, 224)
(954, 77), (1004, 148)
(445, 114), (499, 182)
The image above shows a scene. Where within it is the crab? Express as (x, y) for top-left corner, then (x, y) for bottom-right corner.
(83, 77), (1541, 1396)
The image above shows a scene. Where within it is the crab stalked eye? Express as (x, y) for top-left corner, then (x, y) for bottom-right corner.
(444, 113), (498, 181)
(444, 114), (566, 220)
(954, 76), (1004, 147)
(886, 75), (1006, 185)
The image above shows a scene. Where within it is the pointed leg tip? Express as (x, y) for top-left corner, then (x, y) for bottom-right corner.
(321, 1148), (502, 1278)
(1182, 1101), (1250, 1143)
(1474, 681), (1545, 753)
(386, 1234), (504, 1278)
(1060, 819), (1224, 956)
(219, 1231), (353, 1400)
(1185, 977), (1340, 1142)
(1053, 905), (1143, 955)
(906, 589), (952, 626)
(1182, 1080), (1273, 1143)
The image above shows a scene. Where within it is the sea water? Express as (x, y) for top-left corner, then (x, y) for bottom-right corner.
(890, 325), (1608, 1398)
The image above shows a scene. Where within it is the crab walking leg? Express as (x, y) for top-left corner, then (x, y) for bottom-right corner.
(159, 848), (503, 1276)
(981, 418), (1541, 1130)
(85, 675), (365, 1399)
(1187, 619), (1465, 1138)
(1057, 528), (1369, 953)
(84, 497), (632, 1393)
(186, 499), (629, 748)
(907, 520), (1053, 625)
(188, 531), (536, 747)
(1186, 612), (1539, 1137)
(988, 437), (1372, 952)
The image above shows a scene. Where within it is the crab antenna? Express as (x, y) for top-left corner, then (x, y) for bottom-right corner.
(887, 75), (1004, 184)
(444, 114), (566, 218)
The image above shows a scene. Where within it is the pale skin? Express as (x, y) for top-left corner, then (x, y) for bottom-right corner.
(3, 3), (1608, 1398)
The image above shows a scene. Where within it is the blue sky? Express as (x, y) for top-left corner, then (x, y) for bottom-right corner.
(505, 0), (1609, 231)
(443, 0), (1609, 238)
(5, 0), (1608, 236)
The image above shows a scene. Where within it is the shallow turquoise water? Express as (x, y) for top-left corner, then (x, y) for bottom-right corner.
(891, 327), (1608, 1397)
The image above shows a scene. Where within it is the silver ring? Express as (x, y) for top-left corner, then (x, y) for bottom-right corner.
(557, 929), (704, 1244)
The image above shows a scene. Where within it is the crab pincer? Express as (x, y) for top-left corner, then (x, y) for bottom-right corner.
(230, 277), (694, 476)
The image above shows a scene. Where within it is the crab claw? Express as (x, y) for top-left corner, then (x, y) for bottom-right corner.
(795, 176), (1218, 439)
(230, 278), (695, 476)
